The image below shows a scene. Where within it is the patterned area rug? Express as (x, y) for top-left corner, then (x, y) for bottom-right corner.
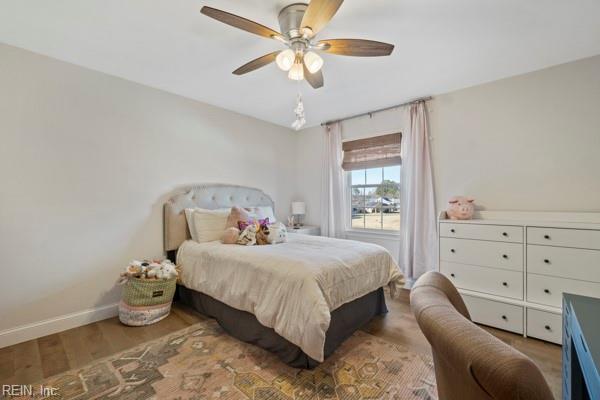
(12, 320), (437, 399)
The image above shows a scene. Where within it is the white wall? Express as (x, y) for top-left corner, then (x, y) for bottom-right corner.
(295, 55), (600, 259)
(0, 44), (297, 346)
(430, 54), (600, 212)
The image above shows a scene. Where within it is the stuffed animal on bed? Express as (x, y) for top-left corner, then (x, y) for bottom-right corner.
(238, 218), (269, 231)
(255, 224), (270, 245)
(224, 218), (287, 246)
(237, 223), (258, 246)
(266, 222), (288, 244)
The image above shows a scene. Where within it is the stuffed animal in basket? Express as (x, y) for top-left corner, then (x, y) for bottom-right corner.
(120, 259), (178, 283)
(119, 261), (145, 283)
(446, 196), (475, 220)
(157, 263), (178, 280)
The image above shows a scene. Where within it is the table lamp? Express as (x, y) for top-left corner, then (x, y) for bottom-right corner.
(291, 201), (306, 228)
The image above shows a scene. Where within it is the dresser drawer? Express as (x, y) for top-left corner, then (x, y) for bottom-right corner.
(441, 262), (523, 300)
(526, 308), (562, 344)
(440, 238), (523, 271)
(527, 245), (600, 283)
(527, 227), (600, 250)
(527, 274), (600, 308)
(462, 294), (523, 334)
(440, 223), (523, 243)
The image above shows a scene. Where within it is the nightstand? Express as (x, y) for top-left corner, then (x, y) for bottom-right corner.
(288, 225), (321, 236)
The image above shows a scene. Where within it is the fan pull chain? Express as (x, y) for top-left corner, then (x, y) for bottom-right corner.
(291, 81), (306, 131)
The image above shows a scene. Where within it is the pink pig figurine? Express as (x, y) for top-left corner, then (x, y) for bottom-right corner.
(446, 196), (475, 220)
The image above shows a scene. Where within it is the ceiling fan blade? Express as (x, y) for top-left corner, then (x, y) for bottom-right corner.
(318, 39), (394, 57)
(201, 6), (284, 41)
(303, 63), (324, 89)
(300, 0), (344, 37)
(233, 51), (280, 75)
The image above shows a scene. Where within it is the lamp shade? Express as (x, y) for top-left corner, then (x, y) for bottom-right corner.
(275, 49), (295, 71)
(288, 62), (304, 81)
(291, 201), (306, 215)
(303, 51), (323, 74)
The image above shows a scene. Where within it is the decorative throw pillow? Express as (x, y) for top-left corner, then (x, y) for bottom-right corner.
(226, 206), (251, 229)
(190, 208), (230, 243)
(247, 206), (276, 223)
(221, 227), (240, 244)
(185, 207), (229, 242)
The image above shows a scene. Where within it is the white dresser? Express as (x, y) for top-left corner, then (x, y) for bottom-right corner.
(438, 211), (600, 344)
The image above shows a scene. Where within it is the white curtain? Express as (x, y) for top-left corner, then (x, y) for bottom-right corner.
(320, 122), (347, 238)
(399, 102), (437, 284)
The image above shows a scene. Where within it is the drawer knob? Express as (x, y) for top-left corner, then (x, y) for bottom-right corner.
(450, 228), (455, 233)
(545, 325), (551, 331)
(544, 259), (550, 264)
(450, 273), (455, 278)
(502, 254), (508, 259)
(544, 234), (550, 239)
(544, 289), (551, 294)
(501, 315), (507, 321)
(450, 249), (455, 253)
(502, 282), (508, 287)
(502, 232), (508, 237)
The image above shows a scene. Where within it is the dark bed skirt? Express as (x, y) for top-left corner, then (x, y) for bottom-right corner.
(177, 285), (388, 368)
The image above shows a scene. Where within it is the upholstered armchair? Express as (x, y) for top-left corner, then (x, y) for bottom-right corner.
(410, 271), (554, 400)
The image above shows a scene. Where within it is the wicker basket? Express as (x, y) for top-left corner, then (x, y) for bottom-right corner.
(122, 277), (177, 307)
(119, 277), (177, 326)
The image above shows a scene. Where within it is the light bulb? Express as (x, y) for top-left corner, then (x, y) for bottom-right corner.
(303, 51), (323, 74)
(288, 62), (304, 81)
(275, 49), (295, 71)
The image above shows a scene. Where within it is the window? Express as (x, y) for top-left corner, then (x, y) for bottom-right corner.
(350, 166), (401, 231)
(342, 132), (402, 232)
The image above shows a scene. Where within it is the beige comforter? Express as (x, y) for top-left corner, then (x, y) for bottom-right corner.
(177, 234), (404, 361)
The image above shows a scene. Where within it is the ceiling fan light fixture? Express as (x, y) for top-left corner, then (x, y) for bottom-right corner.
(303, 51), (324, 74)
(201, 1), (395, 90)
(275, 49), (295, 71)
(288, 61), (304, 81)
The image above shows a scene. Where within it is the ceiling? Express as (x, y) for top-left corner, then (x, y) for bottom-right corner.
(2, 0), (600, 129)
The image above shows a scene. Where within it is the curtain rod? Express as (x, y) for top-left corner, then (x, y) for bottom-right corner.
(320, 96), (433, 127)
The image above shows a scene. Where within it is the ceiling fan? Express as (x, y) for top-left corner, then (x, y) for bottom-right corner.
(200, 0), (395, 89)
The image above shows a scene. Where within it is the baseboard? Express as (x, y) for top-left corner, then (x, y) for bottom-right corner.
(0, 303), (119, 349)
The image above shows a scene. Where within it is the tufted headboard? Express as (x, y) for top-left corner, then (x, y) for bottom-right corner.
(163, 184), (275, 252)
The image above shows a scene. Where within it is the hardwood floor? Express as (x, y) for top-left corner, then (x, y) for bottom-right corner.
(0, 290), (562, 399)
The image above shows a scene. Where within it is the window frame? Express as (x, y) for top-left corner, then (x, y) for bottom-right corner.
(346, 166), (401, 235)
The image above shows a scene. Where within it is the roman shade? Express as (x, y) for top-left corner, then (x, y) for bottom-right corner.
(341, 132), (401, 170)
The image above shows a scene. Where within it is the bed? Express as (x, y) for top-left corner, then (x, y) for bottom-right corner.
(164, 184), (403, 368)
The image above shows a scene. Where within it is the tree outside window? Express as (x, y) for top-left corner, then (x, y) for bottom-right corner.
(350, 166), (400, 231)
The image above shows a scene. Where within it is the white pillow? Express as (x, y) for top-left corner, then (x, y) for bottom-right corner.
(248, 206), (276, 223)
(185, 208), (230, 242)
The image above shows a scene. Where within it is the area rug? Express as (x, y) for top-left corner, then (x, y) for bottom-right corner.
(12, 320), (437, 399)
